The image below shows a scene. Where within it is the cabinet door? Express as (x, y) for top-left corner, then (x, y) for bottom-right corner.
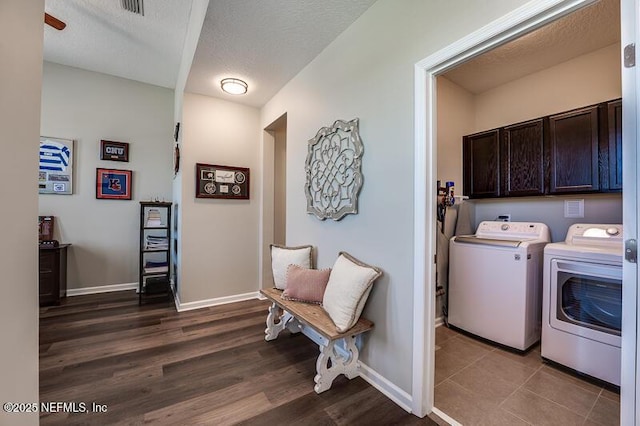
(501, 119), (544, 196)
(548, 106), (599, 193)
(607, 100), (622, 190)
(463, 129), (500, 198)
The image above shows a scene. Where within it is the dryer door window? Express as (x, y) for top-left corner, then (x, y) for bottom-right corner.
(557, 273), (621, 335)
(549, 259), (622, 347)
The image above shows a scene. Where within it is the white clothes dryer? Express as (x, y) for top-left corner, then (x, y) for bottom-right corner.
(542, 224), (623, 386)
(449, 221), (550, 350)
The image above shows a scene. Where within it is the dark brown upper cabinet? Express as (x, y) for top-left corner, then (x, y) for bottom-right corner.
(548, 105), (599, 194)
(607, 99), (623, 190)
(463, 129), (500, 198)
(461, 98), (621, 199)
(501, 119), (545, 197)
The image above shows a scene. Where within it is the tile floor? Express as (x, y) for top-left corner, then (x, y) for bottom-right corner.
(434, 326), (620, 426)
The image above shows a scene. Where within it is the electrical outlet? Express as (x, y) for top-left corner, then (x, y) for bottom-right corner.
(497, 214), (511, 222)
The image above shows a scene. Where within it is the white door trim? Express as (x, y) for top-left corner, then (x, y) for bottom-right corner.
(412, 0), (599, 417)
(620, 0), (639, 424)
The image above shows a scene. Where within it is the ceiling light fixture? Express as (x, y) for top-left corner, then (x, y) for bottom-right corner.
(220, 78), (248, 95)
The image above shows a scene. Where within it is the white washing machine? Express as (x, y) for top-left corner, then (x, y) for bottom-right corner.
(449, 221), (550, 350)
(542, 223), (623, 386)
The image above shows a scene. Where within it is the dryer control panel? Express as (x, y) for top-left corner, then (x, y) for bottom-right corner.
(566, 223), (623, 247)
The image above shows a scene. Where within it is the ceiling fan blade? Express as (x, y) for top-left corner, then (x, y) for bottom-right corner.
(45, 13), (66, 31)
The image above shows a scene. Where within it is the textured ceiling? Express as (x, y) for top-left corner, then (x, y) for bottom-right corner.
(443, 0), (620, 94)
(185, 0), (377, 107)
(42, 0), (619, 104)
(43, 0), (192, 89)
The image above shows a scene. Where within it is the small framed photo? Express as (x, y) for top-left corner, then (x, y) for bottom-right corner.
(96, 168), (132, 200)
(100, 140), (129, 162)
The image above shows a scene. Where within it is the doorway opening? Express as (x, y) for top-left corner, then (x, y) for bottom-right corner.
(434, 0), (623, 422)
(261, 113), (288, 288)
(411, 0), (631, 420)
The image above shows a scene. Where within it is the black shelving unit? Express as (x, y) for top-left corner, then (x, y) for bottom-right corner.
(139, 201), (172, 304)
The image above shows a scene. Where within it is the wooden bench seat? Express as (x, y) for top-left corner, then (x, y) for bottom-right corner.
(260, 287), (374, 393)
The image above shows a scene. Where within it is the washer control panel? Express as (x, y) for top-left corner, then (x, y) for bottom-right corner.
(475, 221), (550, 241)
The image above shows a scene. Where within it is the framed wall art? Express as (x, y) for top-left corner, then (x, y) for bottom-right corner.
(96, 168), (132, 200)
(195, 163), (250, 199)
(305, 118), (363, 221)
(100, 140), (129, 162)
(39, 136), (74, 195)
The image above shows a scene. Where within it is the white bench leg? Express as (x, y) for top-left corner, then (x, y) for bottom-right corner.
(265, 302), (288, 341)
(264, 303), (298, 341)
(313, 335), (360, 393)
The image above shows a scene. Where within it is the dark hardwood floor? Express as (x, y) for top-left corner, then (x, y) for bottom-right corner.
(39, 290), (438, 425)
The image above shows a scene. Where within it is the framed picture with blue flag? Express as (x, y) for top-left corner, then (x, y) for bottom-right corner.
(96, 168), (132, 200)
(39, 136), (74, 195)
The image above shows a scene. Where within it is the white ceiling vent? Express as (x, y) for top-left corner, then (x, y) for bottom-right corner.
(121, 0), (144, 16)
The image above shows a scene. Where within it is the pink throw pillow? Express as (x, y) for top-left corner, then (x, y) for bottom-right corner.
(282, 265), (331, 304)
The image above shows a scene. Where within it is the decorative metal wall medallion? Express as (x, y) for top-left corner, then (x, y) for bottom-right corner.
(305, 118), (363, 221)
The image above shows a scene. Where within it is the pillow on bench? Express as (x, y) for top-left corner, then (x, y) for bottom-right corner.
(270, 244), (313, 290)
(282, 265), (331, 304)
(322, 252), (382, 332)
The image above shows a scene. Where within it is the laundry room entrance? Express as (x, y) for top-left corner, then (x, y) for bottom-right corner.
(410, 0), (640, 422)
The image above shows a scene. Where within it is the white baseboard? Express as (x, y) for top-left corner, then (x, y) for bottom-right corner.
(435, 316), (445, 327)
(175, 291), (261, 312)
(358, 362), (413, 414)
(432, 407), (462, 426)
(67, 282), (138, 296)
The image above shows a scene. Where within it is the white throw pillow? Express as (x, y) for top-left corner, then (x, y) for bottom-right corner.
(270, 244), (313, 290)
(322, 252), (382, 332)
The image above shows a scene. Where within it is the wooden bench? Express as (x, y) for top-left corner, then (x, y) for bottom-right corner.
(260, 287), (374, 393)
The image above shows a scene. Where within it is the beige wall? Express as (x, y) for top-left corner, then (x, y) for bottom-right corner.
(172, 1), (211, 294)
(261, 128), (275, 289)
(273, 124), (287, 246)
(260, 113), (287, 289)
(40, 63), (174, 290)
(434, 77), (476, 320)
(0, 0), (43, 424)
(260, 0), (532, 394)
(179, 93), (261, 303)
(474, 43), (621, 131)
(436, 76), (475, 191)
